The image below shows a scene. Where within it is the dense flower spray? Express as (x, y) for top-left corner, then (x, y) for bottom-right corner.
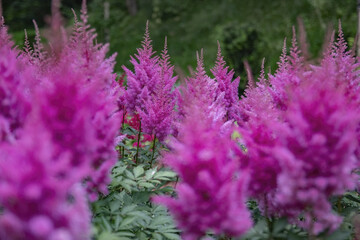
(272, 78), (359, 234)
(0, 2), (121, 238)
(0, 19), (31, 142)
(268, 30), (304, 111)
(137, 38), (178, 141)
(183, 50), (225, 123)
(0, 128), (91, 240)
(153, 106), (252, 239)
(211, 42), (240, 121)
(123, 21), (160, 113)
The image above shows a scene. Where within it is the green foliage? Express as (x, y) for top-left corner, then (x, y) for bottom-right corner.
(92, 124), (179, 240)
(87, 0), (357, 94)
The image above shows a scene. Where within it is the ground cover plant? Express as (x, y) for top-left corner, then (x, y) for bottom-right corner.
(0, 1), (360, 240)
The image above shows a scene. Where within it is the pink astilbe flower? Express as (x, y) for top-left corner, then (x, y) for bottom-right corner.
(0, 130), (91, 240)
(0, 19), (31, 142)
(210, 42), (240, 121)
(67, 1), (117, 89)
(239, 117), (281, 197)
(273, 79), (359, 234)
(184, 50), (225, 122)
(32, 66), (100, 184)
(138, 38), (178, 141)
(239, 59), (275, 124)
(268, 30), (304, 110)
(153, 109), (252, 240)
(123, 21), (160, 113)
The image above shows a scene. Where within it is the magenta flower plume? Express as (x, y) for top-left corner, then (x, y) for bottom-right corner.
(0, 19), (31, 142)
(273, 79), (359, 234)
(239, 117), (281, 198)
(184, 50), (225, 123)
(138, 38), (178, 141)
(0, 130), (91, 240)
(66, 2), (117, 89)
(239, 59), (275, 124)
(153, 110), (252, 239)
(268, 30), (304, 110)
(123, 21), (160, 113)
(211, 41), (240, 121)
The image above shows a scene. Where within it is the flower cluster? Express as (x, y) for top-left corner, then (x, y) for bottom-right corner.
(0, 1), (120, 238)
(153, 109), (252, 239)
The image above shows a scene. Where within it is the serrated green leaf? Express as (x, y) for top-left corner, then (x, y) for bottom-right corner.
(98, 231), (120, 240)
(128, 211), (152, 221)
(154, 171), (177, 179)
(145, 168), (157, 180)
(134, 165), (145, 178)
(138, 182), (155, 189)
(101, 216), (112, 232)
(119, 216), (137, 228)
(115, 231), (136, 237)
(152, 232), (163, 240)
(161, 232), (180, 240)
(121, 204), (137, 215)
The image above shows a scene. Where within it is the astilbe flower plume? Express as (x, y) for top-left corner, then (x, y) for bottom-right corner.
(0, 19), (31, 142)
(268, 30), (304, 111)
(183, 50), (225, 123)
(272, 78), (359, 234)
(153, 108), (252, 240)
(138, 38), (178, 141)
(0, 128), (91, 240)
(67, 1), (117, 89)
(123, 21), (160, 113)
(210, 42), (240, 121)
(239, 59), (275, 124)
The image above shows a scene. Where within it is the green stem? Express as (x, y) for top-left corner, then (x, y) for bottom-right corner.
(120, 108), (126, 158)
(135, 121), (141, 164)
(264, 194), (273, 240)
(150, 135), (157, 167)
(337, 196), (343, 213)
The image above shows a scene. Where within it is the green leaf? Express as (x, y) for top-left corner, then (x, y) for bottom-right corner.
(154, 171), (177, 180)
(98, 231), (121, 240)
(324, 230), (351, 240)
(134, 165), (145, 178)
(138, 182), (155, 189)
(161, 232), (180, 240)
(101, 216), (112, 232)
(119, 216), (137, 228)
(145, 168), (157, 180)
(121, 204), (137, 215)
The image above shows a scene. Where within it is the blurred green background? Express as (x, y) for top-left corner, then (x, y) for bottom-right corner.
(2, 0), (358, 92)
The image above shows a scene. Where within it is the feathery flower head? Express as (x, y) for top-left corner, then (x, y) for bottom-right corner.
(211, 42), (240, 121)
(153, 110), (252, 239)
(0, 129), (91, 240)
(268, 31), (304, 110)
(273, 78), (359, 234)
(123, 21), (160, 113)
(138, 38), (178, 141)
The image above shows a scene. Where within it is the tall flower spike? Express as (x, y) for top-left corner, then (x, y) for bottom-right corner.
(0, 20), (31, 142)
(184, 49), (225, 123)
(138, 37), (178, 141)
(0, 128), (91, 240)
(153, 110), (252, 239)
(272, 78), (359, 234)
(123, 21), (160, 113)
(268, 33), (304, 110)
(211, 41), (240, 121)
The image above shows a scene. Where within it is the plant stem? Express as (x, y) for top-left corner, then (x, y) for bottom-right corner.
(264, 194), (273, 240)
(120, 108), (126, 158)
(135, 121), (141, 163)
(337, 196), (343, 213)
(150, 135), (157, 167)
